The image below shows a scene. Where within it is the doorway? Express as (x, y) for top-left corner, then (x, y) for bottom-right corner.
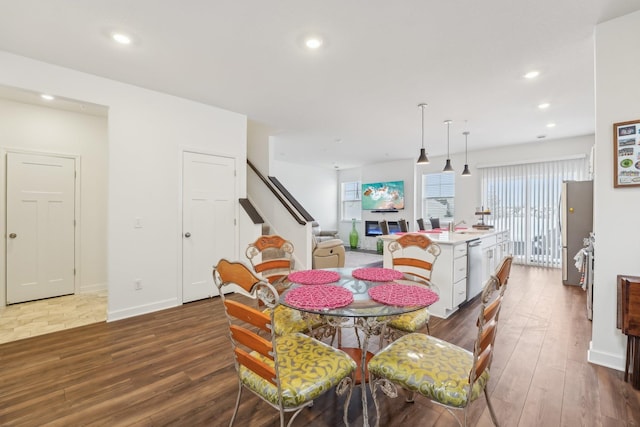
(6, 152), (77, 303)
(182, 151), (236, 303)
(0, 89), (108, 342)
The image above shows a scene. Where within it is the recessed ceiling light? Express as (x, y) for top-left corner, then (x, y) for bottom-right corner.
(305, 37), (323, 49)
(538, 103), (550, 109)
(546, 123), (556, 128)
(112, 33), (132, 45)
(524, 70), (540, 79)
(40, 94), (54, 101)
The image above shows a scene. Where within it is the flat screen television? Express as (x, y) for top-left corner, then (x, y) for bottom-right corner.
(361, 180), (405, 211)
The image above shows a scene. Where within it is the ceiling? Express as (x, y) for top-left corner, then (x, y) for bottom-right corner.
(1, 0), (639, 170)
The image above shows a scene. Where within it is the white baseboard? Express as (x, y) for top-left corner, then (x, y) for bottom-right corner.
(587, 340), (625, 371)
(79, 282), (107, 294)
(107, 297), (179, 322)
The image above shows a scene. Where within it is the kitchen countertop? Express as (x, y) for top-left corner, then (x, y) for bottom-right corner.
(379, 229), (499, 245)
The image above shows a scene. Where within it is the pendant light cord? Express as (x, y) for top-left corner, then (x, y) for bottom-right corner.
(421, 104), (425, 149)
(447, 121), (450, 157)
(464, 132), (468, 163)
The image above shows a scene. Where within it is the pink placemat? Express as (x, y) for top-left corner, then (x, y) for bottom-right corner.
(288, 270), (340, 285)
(368, 283), (439, 307)
(284, 285), (354, 310)
(352, 267), (403, 282)
(419, 230), (442, 234)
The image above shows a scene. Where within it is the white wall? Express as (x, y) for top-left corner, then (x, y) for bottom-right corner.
(271, 159), (339, 230)
(246, 170), (312, 270)
(0, 98), (108, 306)
(338, 159), (416, 250)
(0, 51), (247, 321)
(245, 125), (312, 269)
(589, 11), (640, 370)
(247, 120), (273, 174)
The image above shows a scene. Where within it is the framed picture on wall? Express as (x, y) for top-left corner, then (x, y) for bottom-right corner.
(613, 119), (640, 188)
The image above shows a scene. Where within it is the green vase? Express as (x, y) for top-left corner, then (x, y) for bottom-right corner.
(376, 238), (384, 254)
(349, 219), (359, 249)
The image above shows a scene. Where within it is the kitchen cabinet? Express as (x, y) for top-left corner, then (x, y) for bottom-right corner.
(482, 231), (511, 286)
(495, 231), (510, 263)
(481, 234), (497, 287)
(381, 229), (507, 319)
(429, 242), (468, 318)
(496, 231), (504, 261)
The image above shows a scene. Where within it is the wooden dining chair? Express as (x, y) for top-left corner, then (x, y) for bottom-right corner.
(416, 218), (426, 231)
(378, 220), (389, 235)
(246, 235), (323, 336)
(213, 259), (356, 427)
(381, 234), (441, 345)
(398, 219), (409, 232)
(369, 275), (507, 427)
(493, 255), (513, 289)
(246, 235), (295, 287)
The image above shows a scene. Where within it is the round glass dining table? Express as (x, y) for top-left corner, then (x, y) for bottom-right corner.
(279, 267), (429, 317)
(279, 267), (438, 427)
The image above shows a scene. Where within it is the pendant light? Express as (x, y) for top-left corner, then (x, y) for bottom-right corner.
(442, 120), (454, 172)
(462, 131), (471, 176)
(416, 103), (430, 164)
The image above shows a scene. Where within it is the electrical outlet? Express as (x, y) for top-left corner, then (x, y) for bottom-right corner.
(134, 279), (142, 290)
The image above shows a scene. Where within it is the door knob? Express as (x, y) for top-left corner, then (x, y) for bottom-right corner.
(9, 233), (17, 239)
(184, 232), (191, 238)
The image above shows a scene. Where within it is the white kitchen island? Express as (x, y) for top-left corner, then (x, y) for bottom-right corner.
(380, 229), (509, 318)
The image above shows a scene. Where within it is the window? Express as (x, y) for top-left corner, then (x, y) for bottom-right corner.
(341, 181), (361, 220)
(481, 157), (588, 267)
(422, 173), (455, 221)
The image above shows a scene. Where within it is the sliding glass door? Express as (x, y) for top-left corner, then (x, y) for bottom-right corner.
(480, 157), (588, 266)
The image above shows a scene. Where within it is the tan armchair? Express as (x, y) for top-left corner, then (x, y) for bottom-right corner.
(311, 221), (340, 242)
(312, 235), (346, 269)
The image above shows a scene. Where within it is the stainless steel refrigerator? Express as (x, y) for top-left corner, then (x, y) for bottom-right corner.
(561, 180), (593, 286)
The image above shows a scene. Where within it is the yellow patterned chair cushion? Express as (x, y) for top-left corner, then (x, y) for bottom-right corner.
(386, 308), (430, 332)
(368, 333), (489, 408)
(263, 305), (324, 336)
(239, 333), (356, 407)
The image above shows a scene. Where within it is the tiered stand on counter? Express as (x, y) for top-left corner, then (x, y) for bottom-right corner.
(473, 210), (494, 230)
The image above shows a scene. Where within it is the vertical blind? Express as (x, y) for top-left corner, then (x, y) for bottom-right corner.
(480, 157), (588, 267)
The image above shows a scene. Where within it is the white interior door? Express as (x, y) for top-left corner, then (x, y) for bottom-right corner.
(182, 152), (236, 302)
(6, 152), (76, 304)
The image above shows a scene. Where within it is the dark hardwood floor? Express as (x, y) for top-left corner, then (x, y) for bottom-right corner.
(1, 265), (639, 426)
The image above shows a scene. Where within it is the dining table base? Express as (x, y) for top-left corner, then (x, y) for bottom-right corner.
(279, 267), (438, 427)
(340, 347), (374, 385)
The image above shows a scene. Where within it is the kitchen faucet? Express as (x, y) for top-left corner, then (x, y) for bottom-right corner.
(448, 219), (466, 232)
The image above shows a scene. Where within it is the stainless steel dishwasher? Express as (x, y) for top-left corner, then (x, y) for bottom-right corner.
(467, 238), (483, 301)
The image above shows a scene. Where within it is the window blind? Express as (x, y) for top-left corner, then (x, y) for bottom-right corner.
(422, 172), (455, 220)
(481, 157), (588, 267)
(341, 181), (361, 220)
